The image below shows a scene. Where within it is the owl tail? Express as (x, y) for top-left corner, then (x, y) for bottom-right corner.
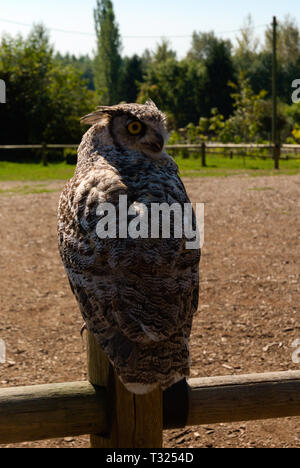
(97, 331), (190, 394)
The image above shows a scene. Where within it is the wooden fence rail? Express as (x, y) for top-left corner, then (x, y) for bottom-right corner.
(1, 369), (300, 446)
(1, 143), (300, 169)
(2, 143), (300, 150)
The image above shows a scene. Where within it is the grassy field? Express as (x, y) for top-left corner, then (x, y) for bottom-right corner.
(175, 153), (300, 177)
(0, 154), (299, 183)
(0, 162), (76, 181)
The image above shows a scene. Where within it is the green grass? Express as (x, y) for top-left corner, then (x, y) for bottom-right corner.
(0, 162), (75, 181)
(175, 154), (300, 178)
(0, 154), (299, 184)
(248, 187), (274, 191)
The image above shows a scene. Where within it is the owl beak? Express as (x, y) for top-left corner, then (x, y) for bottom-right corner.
(152, 134), (164, 153)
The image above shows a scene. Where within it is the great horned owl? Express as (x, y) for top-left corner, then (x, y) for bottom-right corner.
(58, 101), (200, 394)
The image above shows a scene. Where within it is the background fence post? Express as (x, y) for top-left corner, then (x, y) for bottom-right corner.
(41, 143), (48, 166)
(87, 331), (163, 448)
(201, 141), (207, 167)
(274, 143), (281, 170)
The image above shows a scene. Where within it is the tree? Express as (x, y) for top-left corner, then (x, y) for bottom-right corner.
(202, 38), (236, 118)
(246, 51), (272, 98)
(152, 39), (177, 63)
(55, 53), (95, 90)
(119, 55), (144, 103)
(186, 32), (236, 117)
(220, 74), (268, 142)
(0, 25), (97, 149)
(235, 14), (260, 71)
(94, 0), (122, 104)
(187, 31), (232, 61)
(244, 17), (300, 103)
(265, 15), (300, 66)
(0, 25), (54, 145)
(137, 57), (207, 128)
(194, 76), (269, 143)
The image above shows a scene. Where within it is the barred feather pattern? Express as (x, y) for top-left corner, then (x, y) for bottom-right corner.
(58, 103), (200, 393)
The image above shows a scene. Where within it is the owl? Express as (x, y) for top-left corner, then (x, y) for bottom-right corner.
(58, 101), (200, 394)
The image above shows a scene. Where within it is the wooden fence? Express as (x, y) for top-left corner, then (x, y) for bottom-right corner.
(0, 331), (300, 447)
(1, 143), (300, 169)
(166, 143), (300, 169)
(1, 143), (300, 446)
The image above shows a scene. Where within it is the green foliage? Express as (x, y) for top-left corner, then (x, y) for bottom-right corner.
(55, 53), (95, 90)
(3, 6), (300, 152)
(0, 24), (97, 151)
(196, 76), (269, 143)
(238, 16), (300, 103)
(94, 0), (122, 104)
(137, 40), (211, 128)
(198, 108), (225, 141)
(201, 36), (235, 118)
(234, 14), (260, 72)
(179, 76), (271, 143)
(152, 39), (177, 63)
(64, 148), (78, 165)
(137, 34), (235, 127)
(285, 102), (300, 142)
(138, 53), (207, 128)
(265, 15), (300, 66)
(119, 55), (144, 103)
(187, 31), (232, 62)
(289, 123), (300, 143)
(221, 75), (268, 142)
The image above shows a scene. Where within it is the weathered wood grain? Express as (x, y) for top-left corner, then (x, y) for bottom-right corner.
(0, 381), (106, 444)
(1, 370), (300, 445)
(87, 331), (163, 448)
(187, 370), (300, 426)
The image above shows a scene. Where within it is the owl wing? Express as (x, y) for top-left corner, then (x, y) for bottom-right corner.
(58, 166), (200, 346)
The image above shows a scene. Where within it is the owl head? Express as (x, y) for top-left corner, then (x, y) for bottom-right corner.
(81, 101), (168, 160)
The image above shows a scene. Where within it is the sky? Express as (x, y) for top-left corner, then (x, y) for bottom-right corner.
(1, 0), (300, 58)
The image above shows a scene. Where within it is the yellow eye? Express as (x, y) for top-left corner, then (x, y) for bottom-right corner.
(127, 121), (143, 135)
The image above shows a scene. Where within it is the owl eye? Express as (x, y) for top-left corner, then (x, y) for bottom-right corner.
(127, 121), (143, 135)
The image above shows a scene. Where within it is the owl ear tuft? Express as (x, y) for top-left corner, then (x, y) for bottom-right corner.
(81, 105), (123, 126)
(80, 110), (111, 126)
(145, 99), (158, 109)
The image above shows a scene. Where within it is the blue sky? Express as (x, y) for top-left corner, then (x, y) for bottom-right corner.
(1, 0), (300, 57)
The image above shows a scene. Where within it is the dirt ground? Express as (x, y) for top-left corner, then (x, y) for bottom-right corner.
(0, 174), (299, 448)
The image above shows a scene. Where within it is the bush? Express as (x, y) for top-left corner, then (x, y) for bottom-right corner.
(64, 148), (78, 165)
(0, 25), (97, 148)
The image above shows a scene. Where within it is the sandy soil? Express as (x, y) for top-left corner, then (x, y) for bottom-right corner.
(0, 175), (299, 448)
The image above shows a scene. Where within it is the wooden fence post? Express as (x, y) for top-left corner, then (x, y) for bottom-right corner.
(41, 143), (48, 166)
(201, 142), (206, 167)
(87, 331), (163, 448)
(274, 143), (280, 170)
